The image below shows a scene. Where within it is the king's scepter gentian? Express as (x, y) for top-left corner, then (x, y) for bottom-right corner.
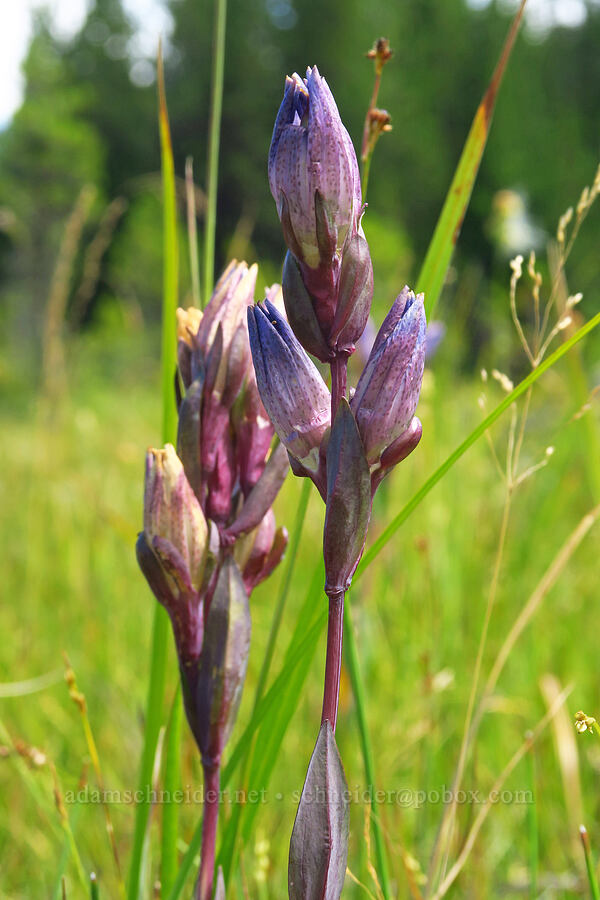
(250, 67), (427, 900)
(138, 260), (289, 900)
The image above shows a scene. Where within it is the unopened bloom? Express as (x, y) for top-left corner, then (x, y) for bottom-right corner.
(143, 444), (208, 595)
(269, 66), (361, 270)
(351, 287), (426, 467)
(138, 444), (209, 664)
(248, 299), (330, 472)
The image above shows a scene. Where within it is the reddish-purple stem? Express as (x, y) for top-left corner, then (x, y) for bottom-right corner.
(196, 762), (220, 900)
(330, 353), (347, 421)
(321, 590), (345, 733)
(321, 353), (349, 735)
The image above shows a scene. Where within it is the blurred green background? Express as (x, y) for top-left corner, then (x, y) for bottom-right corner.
(1, 0), (599, 896)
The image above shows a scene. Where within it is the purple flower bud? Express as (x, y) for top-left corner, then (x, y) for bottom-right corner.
(138, 445), (209, 668)
(350, 287), (426, 467)
(248, 299), (331, 473)
(269, 66), (361, 270)
(143, 444), (209, 595)
(234, 509), (289, 592)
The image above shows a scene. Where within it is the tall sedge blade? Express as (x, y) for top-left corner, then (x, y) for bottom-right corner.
(288, 722), (349, 900)
(128, 41), (179, 900)
(416, 0), (527, 318)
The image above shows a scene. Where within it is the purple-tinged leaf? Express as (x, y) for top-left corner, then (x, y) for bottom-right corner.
(288, 721), (349, 900)
(226, 442), (289, 538)
(243, 523), (289, 593)
(323, 399), (371, 596)
(371, 416), (423, 495)
(177, 376), (204, 502)
(314, 190), (338, 265)
(282, 250), (332, 362)
(195, 557), (251, 765)
(329, 231), (373, 351)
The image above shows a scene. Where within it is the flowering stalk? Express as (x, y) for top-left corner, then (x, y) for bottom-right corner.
(251, 65), (427, 900)
(137, 261), (289, 900)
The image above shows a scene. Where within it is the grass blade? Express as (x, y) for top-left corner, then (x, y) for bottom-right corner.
(161, 687), (184, 896)
(203, 0), (227, 300)
(216, 478), (310, 876)
(357, 309), (600, 576)
(185, 156), (202, 308)
(580, 826), (600, 900)
(128, 42), (179, 900)
(169, 578), (327, 899)
(344, 592), (391, 899)
(416, 0), (527, 318)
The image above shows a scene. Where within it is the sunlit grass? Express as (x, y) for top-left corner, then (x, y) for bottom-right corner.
(1, 311), (598, 895)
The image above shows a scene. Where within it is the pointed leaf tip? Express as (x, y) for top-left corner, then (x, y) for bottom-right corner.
(288, 721), (349, 900)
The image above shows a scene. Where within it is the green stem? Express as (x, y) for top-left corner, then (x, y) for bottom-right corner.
(344, 592), (391, 898)
(161, 686), (184, 896)
(526, 740), (538, 900)
(203, 0), (227, 301)
(581, 826), (600, 900)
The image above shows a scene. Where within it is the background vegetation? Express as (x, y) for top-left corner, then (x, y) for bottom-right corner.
(1, 0), (599, 896)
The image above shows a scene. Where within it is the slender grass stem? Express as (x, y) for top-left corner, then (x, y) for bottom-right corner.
(203, 0), (227, 301)
(526, 741), (538, 900)
(185, 157), (202, 308)
(580, 826), (600, 900)
(161, 686), (184, 896)
(344, 593), (391, 898)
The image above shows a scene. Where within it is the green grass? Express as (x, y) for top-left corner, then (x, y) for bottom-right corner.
(1, 311), (599, 896)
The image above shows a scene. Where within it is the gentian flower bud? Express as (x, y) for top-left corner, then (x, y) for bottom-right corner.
(269, 66), (361, 270)
(248, 299), (330, 473)
(138, 444), (209, 665)
(142, 444), (208, 596)
(350, 287), (426, 467)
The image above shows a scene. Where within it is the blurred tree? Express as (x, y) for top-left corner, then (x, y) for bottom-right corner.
(0, 12), (104, 342)
(1, 0), (598, 365)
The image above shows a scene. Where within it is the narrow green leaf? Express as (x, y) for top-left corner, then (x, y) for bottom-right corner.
(203, 0), (227, 300)
(128, 42), (179, 900)
(580, 826), (600, 900)
(343, 592), (391, 898)
(357, 310), (600, 576)
(417, 0), (527, 317)
(161, 687), (184, 896)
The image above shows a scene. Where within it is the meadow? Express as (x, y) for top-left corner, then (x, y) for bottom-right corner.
(2, 252), (599, 896)
(1, 0), (600, 897)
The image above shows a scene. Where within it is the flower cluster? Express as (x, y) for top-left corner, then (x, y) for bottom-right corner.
(251, 69), (426, 598)
(258, 65), (427, 900)
(137, 261), (288, 766)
